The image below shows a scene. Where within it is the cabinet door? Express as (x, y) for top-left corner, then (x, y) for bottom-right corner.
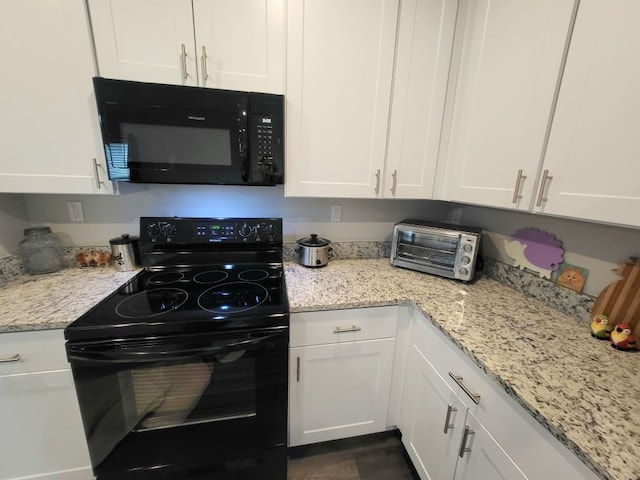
(88, 0), (197, 85)
(0, 370), (93, 480)
(534, 1), (640, 227)
(385, 0), (458, 199)
(453, 410), (527, 480)
(193, 0), (284, 93)
(399, 343), (467, 480)
(285, 0), (398, 198)
(0, 0), (115, 195)
(440, 0), (576, 209)
(289, 338), (395, 446)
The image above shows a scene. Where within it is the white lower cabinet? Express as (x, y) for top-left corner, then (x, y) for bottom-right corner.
(0, 330), (93, 480)
(401, 309), (600, 480)
(401, 341), (525, 480)
(288, 307), (398, 446)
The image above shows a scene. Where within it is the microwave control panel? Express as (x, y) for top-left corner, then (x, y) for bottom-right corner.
(248, 114), (283, 184)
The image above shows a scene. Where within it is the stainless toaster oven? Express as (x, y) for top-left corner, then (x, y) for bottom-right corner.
(390, 219), (482, 281)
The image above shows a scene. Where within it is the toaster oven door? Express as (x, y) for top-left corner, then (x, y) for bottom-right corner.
(393, 227), (460, 275)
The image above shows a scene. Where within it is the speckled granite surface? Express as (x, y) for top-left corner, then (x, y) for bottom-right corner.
(284, 259), (639, 480)
(0, 266), (139, 332)
(0, 258), (637, 480)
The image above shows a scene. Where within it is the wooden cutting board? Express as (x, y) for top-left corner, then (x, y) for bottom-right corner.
(591, 257), (640, 336)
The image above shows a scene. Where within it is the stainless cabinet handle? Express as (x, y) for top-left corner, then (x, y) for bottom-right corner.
(374, 169), (381, 195)
(181, 44), (188, 80)
(92, 158), (105, 190)
(201, 45), (208, 82)
(535, 169), (553, 207)
(333, 325), (362, 334)
(511, 169), (527, 204)
(296, 356), (300, 382)
(458, 426), (475, 457)
(443, 404), (457, 434)
(0, 354), (20, 363)
(391, 169), (397, 195)
(448, 372), (481, 404)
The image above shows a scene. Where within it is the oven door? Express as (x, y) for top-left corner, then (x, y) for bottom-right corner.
(100, 102), (250, 185)
(67, 327), (288, 480)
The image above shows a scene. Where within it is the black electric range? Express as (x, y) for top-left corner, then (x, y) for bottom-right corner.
(65, 217), (289, 341)
(64, 217), (290, 480)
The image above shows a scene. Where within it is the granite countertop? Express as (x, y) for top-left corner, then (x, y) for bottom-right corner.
(0, 267), (139, 332)
(1, 258), (638, 480)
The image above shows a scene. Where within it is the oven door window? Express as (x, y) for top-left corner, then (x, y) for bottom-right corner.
(68, 329), (287, 478)
(396, 230), (459, 269)
(100, 104), (248, 184)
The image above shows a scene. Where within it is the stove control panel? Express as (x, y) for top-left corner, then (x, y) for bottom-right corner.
(141, 217), (283, 245)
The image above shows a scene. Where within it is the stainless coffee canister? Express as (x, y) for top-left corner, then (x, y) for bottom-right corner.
(109, 234), (141, 271)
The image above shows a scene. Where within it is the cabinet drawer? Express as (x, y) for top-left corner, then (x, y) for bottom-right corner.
(290, 306), (398, 347)
(0, 329), (68, 375)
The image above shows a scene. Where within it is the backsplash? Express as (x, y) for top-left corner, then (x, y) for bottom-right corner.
(282, 241), (391, 262)
(481, 257), (595, 324)
(0, 246), (111, 284)
(1, 243), (594, 323)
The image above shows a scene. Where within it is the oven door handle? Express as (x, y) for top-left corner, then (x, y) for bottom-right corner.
(67, 332), (284, 364)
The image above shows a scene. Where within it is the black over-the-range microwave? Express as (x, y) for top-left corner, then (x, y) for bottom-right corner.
(92, 77), (284, 186)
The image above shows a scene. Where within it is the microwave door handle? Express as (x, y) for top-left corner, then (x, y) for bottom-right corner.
(67, 332), (283, 364)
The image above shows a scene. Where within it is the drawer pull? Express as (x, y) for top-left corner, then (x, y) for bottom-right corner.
(458, 426), (475, 458)
(443, 404), (457, 434)
(0, 354), (20, 363)
(333, 325), (362, 334)
(448, 372), (481, 404)
(296, 356), (300, 382)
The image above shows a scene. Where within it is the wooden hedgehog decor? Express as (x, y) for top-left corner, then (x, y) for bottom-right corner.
(591, 257), (640, 344)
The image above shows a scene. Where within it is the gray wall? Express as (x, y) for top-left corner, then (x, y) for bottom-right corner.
(0, 194), (29, 257)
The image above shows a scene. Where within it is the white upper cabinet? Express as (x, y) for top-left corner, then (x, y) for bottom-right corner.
(88, 0), (196, 86)
(192, 0), (284, 93)
(384, 0), (458, 199)
(285, 0), (399, 198)
(439, 0), (576, 209)
(285, 0), (458, 199)
(88, 0), (284, 93)
(0, 0), (115, 194)
(533, 0), (640, 227)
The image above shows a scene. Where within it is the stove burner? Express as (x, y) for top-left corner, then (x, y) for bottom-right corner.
(193, 270), (229, 284)
(116, 288), (189, 318)
(237, 269), (269, 282)
(198, 282), (268, 314)
(148, 272), (185, 285)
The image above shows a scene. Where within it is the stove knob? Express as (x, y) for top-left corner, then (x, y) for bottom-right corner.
(238, 223), (252, 238)
(161, 223), (176, 238)
(146, 223), (161, 238)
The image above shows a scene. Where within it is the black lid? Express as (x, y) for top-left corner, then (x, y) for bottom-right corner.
(297, 233), (331, 247)
(109, 234), (139, 245)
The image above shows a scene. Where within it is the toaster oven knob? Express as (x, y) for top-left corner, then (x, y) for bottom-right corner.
(459, 267), (469, 276)
(463, 244), (473, 252)
(461, 256), (471, 265)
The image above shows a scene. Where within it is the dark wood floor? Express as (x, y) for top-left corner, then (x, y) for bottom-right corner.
(287, 432), (420, 480)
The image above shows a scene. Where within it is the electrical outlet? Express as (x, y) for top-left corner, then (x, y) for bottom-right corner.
(331, 205), (342, 222)
(67, 202), (85, 223)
